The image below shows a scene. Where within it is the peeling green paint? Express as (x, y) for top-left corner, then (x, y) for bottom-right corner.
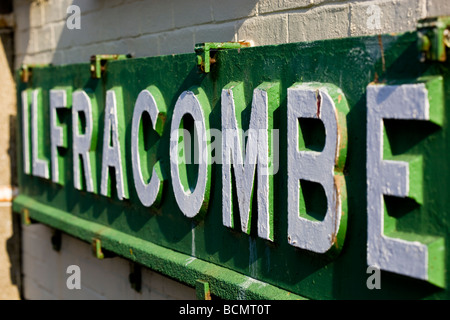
(13, 31), (450, 299)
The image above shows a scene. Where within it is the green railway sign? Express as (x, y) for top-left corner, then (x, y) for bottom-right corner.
(13, 25), (450, 299)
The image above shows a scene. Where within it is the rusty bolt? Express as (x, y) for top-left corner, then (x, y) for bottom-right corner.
(444, 28), (450, 48)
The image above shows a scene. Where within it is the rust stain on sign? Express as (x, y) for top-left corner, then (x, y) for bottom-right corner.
(315, 90), (322, 118)
(378, 35), (386, 73)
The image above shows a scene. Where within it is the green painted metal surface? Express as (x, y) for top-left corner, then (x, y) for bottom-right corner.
(13, 29), (450, 299)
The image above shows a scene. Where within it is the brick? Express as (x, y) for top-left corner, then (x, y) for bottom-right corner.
(23, 276), (58, 300)
(89, 255), (130, 277)
(236, 14), (288, 46)
(172, 0), (213, 29)
(159, 28), (195, 55)
(105, 0), (126, 7)
(78, 41), (133, 60)
(61, 283), (107, 300)
(122, 34), (160, 59)
(194, 21), (237, 43)
(102, 4), (143, 39)
(29, 2), (45, 29)
(138, 0), (174, 35)
(25, 51), (54, 65)
(126, 287), (148, 300)
(71, 0), (104, 15)
(58, 31), (131, 62)
(22, 250), (62, 294)
(13, 3), (31, 32)
(57, 46), (86, 65)
(35, 24), (56, 53)
(103, 279), (135, 300)
(289, 4), (350, 43)
(60, 232), (94, 260)
(148, 290), (170, 300)
(21, 223), (197, 300)
(81, 273), (129, 299)
(141, 268), (196, 299)
(22, 224), (56, 260)
(26, 29), (41, 54)
(14, 30), (32, 55)
(51, 20), (66, 49)
(164, 280), (197, 299)
(141, 268), (172, 293)
(22, 230), (47, 260)
(212, 0), (258, 22)
(51, 51), (65, 66)
(57, 4), (144, 50)
(426, 0), (450, 18)
(258, 0), (329, 14)
(74, 255), (131, 297)
(15, 50), (54, 67)
(56, 10), (108, 50)
(43, 0), (72, 24)
(349, 0), (423, 37)
(56, 14), (92, 50)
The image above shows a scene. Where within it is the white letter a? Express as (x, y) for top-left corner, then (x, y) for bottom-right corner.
(66, 5), (81, 30)
(366, 266), (381, 290)
(66, 265), (81, 290)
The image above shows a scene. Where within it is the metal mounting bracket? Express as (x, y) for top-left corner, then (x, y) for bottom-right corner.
(21, 208), (34, 226)
(195, 279), (211, 300)
(195, 41), (252, 73)
(92, 238), (104, 259)
(90, 54), (132, 79)
(20, 64), (49, 83)
(417, 16), (450, 62)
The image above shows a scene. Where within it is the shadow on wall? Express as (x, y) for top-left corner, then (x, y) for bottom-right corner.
(1, 0), (21, 299)
(10, 0), (259, 299)
(15, 0), (260, 68)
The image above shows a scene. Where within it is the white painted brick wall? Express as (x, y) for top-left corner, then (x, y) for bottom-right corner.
(288, 3), (351, 43)
(14, 0), (450, 69)
(22, 224), (196, 300)
(12, 0), (450, 300)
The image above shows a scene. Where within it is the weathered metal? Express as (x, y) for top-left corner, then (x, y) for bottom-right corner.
(19, 64), (49, 83)
(13, 27), (450, 299)
(195, 280), (211, 300)
(195, 41), (252, 73)
(90, 54), (131, 79)
(418, 16), (450, 62)
(92, 238), (104, 260)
